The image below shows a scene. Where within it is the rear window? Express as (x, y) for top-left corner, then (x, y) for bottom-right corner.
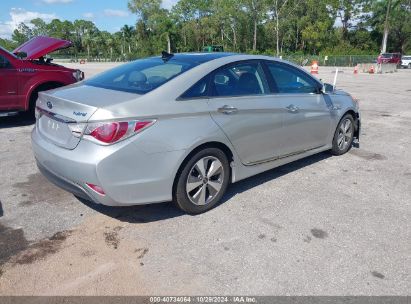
(84, 58), (196, 94)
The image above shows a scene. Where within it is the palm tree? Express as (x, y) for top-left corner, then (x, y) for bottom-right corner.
(121, 25), (135, 54)
(82, 32), (92, 59)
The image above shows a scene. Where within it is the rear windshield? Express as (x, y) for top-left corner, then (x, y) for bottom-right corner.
(84, 58), (196, 94)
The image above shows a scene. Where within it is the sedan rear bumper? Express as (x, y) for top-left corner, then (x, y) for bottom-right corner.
(36, 160), (96, 203)
(32, 126), (185, 206)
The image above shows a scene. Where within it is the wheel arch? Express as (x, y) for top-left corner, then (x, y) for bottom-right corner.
(26, 81), (65, 110)
(341, 109), (360, 139)
(172, 141), (234, 200)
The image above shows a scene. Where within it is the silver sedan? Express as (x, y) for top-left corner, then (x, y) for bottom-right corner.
(32, 53), (360, 214)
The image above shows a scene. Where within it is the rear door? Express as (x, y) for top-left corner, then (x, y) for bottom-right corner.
(207, 60), (285, 165)
(264, 61), (332, 156)
(0, 54), (19, 111)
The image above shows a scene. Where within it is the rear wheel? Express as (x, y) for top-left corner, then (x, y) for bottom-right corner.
(408, 63), (411, 69)
(331, 114), (355, 156)
(174, 148), (230, 214)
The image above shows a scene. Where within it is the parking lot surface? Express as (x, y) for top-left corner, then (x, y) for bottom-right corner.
(0, 64), (410, 295)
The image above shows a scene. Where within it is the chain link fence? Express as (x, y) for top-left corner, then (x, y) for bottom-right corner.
(282, 55), (377, 67)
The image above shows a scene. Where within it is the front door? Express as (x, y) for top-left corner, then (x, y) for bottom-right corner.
(264, 61), (332, 156)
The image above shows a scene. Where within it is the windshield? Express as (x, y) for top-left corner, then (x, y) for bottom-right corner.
(85, 58), (197, 94)
(381, 54), (393, 58)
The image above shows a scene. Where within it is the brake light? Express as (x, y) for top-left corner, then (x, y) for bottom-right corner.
(83, 120), (156, 144)
(90, 122), (128, 143)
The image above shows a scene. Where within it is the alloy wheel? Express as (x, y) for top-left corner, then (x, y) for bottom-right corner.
(186, 156), (224, 206)
(337, 118), (354, 151)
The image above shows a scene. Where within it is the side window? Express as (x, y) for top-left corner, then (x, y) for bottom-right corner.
(210, 62), (269, 97)
(266, 62), (319, 94)
(0, 55), (10, 68)
(180, 76), (209, 99)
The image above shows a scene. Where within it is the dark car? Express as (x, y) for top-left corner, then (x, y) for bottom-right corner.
(0, 36), (84, 117)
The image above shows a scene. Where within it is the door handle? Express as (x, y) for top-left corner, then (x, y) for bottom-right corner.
(286, 104), (300, 113)
(218, 105), (238, 115)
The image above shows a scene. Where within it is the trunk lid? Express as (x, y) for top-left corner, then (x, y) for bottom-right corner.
(13, 36), (72, 60)
(36, 84), (141, 149)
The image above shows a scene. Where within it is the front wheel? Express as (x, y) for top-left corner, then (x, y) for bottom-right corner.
(331, 114), (355, 156)
(174, 148), (230, 214)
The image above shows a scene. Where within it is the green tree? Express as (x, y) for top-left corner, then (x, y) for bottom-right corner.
(368, 0), (411, 53)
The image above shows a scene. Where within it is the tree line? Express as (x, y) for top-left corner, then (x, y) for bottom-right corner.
(1, 0), (410, 59)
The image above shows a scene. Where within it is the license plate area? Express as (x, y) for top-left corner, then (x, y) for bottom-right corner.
(38, 115), (80, 149)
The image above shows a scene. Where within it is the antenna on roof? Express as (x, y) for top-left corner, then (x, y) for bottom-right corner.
(161, 51), (174, 62)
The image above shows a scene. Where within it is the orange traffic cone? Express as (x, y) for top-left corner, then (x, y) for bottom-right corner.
(369, 65), (375, 74)
(310, 60), (319, 74)
(354, 65), (358, 74)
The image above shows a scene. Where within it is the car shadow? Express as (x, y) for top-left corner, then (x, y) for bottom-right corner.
(0, 115), (35, 129)
(77, 197), (185, 223)
(77, 151), (331, 223)
(222, 151), (331, 203)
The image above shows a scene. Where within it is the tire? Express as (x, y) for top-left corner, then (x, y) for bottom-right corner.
(331, 114), (355, 156)
(174, 148), (230, 214)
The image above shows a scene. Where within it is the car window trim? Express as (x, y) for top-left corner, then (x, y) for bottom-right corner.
(209, 59), (270, 98)
(177, 59), (325, 101)
(176, 74), (212, 101)
(263, 60), (322, 95)
(178, 59), (267, 101)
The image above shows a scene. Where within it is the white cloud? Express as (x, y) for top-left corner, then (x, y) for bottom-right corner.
(0, 8), (57, 39)
(103, 9), (129, 17)
(83, 12), (94, 19)
(41, 0), (73, 3)
(161, 0), (179, 10)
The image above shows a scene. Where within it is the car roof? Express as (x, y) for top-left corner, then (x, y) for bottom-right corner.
(150, 52), (236, 64)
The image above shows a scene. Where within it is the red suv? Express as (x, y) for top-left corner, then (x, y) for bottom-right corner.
(377, 53), (402, 65)
(0, 36), (84, 117)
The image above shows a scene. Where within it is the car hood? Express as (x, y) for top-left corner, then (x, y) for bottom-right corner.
(13, 36), (72, 60)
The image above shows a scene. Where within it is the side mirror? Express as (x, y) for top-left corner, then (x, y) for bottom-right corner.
(322, 83), (334, 94)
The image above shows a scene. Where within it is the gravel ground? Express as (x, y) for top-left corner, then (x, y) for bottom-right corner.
(0, 63), (410, 295)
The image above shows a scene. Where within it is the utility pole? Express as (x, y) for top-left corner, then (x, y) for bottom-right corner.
(381, 0), (392, 53)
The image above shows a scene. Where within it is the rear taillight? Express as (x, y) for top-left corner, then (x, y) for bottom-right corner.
(82, 120), (156, 145)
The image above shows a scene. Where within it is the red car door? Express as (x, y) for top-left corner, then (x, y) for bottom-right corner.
(0, 54), (20, 111)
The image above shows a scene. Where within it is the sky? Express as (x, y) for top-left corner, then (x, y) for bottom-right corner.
(0, 0), (179, 39)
